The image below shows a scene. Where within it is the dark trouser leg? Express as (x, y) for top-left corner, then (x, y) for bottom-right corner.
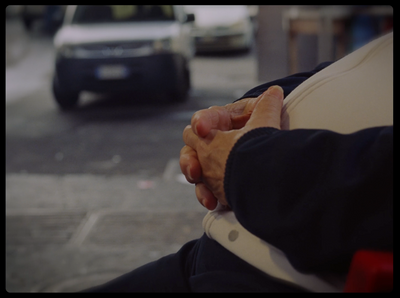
(82, 239), (198, 292)
(82, 234), (306, 292)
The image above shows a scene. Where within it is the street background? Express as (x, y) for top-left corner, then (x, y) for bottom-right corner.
(6, 9), (258, 292)
(6, 5), (392, 292)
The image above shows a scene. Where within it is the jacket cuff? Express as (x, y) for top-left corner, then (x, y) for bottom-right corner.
(224, 127), (280, 207)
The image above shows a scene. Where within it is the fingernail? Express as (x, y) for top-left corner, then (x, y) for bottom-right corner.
(193, 124), (198, 135)
(266, 86), (284, 100)
(186, 166), (193, 181)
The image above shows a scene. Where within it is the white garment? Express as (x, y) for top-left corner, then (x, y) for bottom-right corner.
(202, 32), (393, 292)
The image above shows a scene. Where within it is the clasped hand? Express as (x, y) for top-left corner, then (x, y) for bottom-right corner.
(180, 86), (284, 210)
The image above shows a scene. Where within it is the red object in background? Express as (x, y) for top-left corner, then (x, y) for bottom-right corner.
(344, 250), (393, 292)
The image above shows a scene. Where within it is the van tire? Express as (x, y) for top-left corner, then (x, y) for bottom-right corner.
(52, 76), (80, 111)
(171, 65), (190, 103)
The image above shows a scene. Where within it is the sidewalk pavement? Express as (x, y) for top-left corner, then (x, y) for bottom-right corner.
(6, 160), (207, 292)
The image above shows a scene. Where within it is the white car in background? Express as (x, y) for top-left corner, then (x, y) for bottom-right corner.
(53, 5), (195, 110)
(184, 5), (254, 53)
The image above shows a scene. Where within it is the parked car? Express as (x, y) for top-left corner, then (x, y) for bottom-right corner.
(184, 5), (254, 53)
(21, 5), (66, 33)
(52, 5), (195, 110)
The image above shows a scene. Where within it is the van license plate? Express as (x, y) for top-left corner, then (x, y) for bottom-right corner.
(95, 65), (129, 80)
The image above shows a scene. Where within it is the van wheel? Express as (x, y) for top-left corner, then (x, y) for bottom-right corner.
(52, 76), (80, 111)
(171, 66), (190, 103)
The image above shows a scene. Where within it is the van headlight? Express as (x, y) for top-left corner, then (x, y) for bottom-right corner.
(153, 38), (172, 52)
(57, 44), (76, 58)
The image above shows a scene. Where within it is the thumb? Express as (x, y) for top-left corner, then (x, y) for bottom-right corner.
(245, 85), (283, 130)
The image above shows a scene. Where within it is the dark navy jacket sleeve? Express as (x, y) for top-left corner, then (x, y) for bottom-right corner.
(224, 126), (393, 274)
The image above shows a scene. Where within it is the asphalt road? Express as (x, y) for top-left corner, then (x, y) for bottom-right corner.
(6, 17), (258, 292)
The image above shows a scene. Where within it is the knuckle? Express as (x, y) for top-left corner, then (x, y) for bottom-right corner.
(191, 109), (206, 121)
(182, 125), (191, 139)
(179, 145), (189, 156)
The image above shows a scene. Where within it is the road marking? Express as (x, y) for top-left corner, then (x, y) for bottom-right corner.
(162, 158), (180, 181)
(68, 211), (101, 247)
(176, 173), (191, 185)
(6, 209), (87, 246)
(163, 158), (192, 185)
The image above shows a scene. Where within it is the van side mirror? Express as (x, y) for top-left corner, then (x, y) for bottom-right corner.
(185, 13), (195, 23)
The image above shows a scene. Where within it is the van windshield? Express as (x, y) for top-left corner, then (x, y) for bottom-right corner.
(72, 5), (175, 24)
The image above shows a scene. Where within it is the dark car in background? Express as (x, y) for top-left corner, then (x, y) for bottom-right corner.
(52, 5), (195, 110)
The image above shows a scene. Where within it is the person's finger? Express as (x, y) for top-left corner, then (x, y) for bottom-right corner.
(191, 106), (231, 138)
(182, 124), (200, 150)
(245, 85), (284, 130)
(179, 145), (202, 183)
(195, 182), (218, 210)
(191, 97), (263, 137)
(230, 96), (262, 129)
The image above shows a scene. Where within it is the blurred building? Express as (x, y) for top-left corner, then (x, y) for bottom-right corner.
(255, 5), (393, 82)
